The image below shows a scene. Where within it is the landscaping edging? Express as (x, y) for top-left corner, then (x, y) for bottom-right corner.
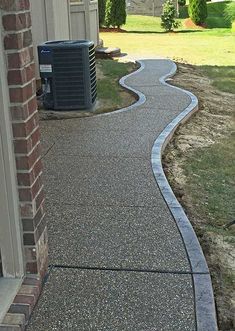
(150, 60), (218, 331)
(39, 60), (146, 121)
(110, 58), (218, 330)
(108, 60), (146, 114)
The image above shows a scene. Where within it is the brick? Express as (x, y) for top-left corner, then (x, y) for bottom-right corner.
(24, 247), (37, 262)
(32, 158), (43, 180)
(4, 33), (23, 50)
(26, 262), (38, 275)
(2, 313), (25, 327)
(0, 0), (30, 11)
(18, 285), (39, 298)
(23, 30), (32, 48)
(17, 171), (34, 187)
(2, 13), (31, 31)
(26, 96), (37, 116)
(7, 47), (34, 69)
(18, 174), (43, 201)
(22, 203), (45, 232)
(30, 173), (43, 196)
(2, 14), (20, 31)
(29, 46), (34, 61)
(18, 188), (31, 201)
(0, 0), (16, 11)
(13, 294), (34, 307)
(10, 104), (28, 121)
(19, 170), (34, 187)
(25, 63), (35, 81)
(23, 233), (35, 246)
(15, 143), (41, 170)
(7, 52), (21, 69)
(35, 187), (44, 210)
(20, 202), (34, 218)
(10, 97), (37, 121)
(26, 12), (32, 27)
(32, 77), (36, 94)
(35, 215), (47, 242)
(14, 126), (40, 154)
(17, 158), (42, 186)
(23, 277), (41, 288)
(8, 62), (35, 86)
(8, 303), (30, 321)
(9, 81), (34, 103)
(8, 68), (27, 85)
(36, 229), (49, 279)
(12, 112), (39, 138)
(20, 0), (30, 11)
(33, 202), (45, 228)
(22, 218), (34, 232)
(0, 324), (22, 331)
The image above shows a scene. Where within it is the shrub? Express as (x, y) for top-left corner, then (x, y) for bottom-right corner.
(161, 0), (180, 31)
(98, 0), (106, 27)
(105, 0), (126, 28)
(224, 1), (235, 24)
(188, 0), (208, 25)
(178, 0), (186, 6)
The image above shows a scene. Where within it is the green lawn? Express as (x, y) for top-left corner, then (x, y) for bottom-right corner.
(101, 31), (234, 67)
(199, 65), (235, 94)
(101, 13), (235, 66)
(124, 15), (164, 32)
(184, 135), (235, 236)
(96, 59), (136, 113)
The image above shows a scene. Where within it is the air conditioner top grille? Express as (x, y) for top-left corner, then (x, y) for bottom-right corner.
(43, 40), (94, 49)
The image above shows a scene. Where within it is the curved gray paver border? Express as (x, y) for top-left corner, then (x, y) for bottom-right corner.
(97, 60), (146, 116)
(150, 60), (218, 331)
(97, 60), (218, 331)
(102, 58), (217, 330)
(39, 61), (146, 121)
(39, 59), (218, 330)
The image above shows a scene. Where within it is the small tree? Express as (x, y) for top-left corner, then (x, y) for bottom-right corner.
(105, 0), (126, 28)
(98, 0), (106, 27)
(161, 0), (180, 32)
(188, 0), (207, 25)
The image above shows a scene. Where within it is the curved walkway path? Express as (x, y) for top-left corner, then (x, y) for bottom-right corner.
(28, 59), (217, 331)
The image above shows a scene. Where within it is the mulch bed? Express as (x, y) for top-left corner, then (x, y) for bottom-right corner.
(100, 27), (127, 33)
(184, 18), (207, 29)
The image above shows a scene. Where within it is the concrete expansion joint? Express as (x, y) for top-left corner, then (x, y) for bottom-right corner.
(47, 264), (210, 276)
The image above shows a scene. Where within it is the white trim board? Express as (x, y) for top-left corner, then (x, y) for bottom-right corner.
(0, 13), (24, 278)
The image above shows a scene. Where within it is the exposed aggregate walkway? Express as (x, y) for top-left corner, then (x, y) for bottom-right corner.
(27, 59), (217, 331)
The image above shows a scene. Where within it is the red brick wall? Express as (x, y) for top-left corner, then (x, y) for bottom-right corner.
(1, 0), (48, 278)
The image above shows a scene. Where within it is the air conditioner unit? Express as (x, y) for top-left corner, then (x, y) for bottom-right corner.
(37, 40), (97, 110)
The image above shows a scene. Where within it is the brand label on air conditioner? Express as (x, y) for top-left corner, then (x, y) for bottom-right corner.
(40, 64), (52, 73)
